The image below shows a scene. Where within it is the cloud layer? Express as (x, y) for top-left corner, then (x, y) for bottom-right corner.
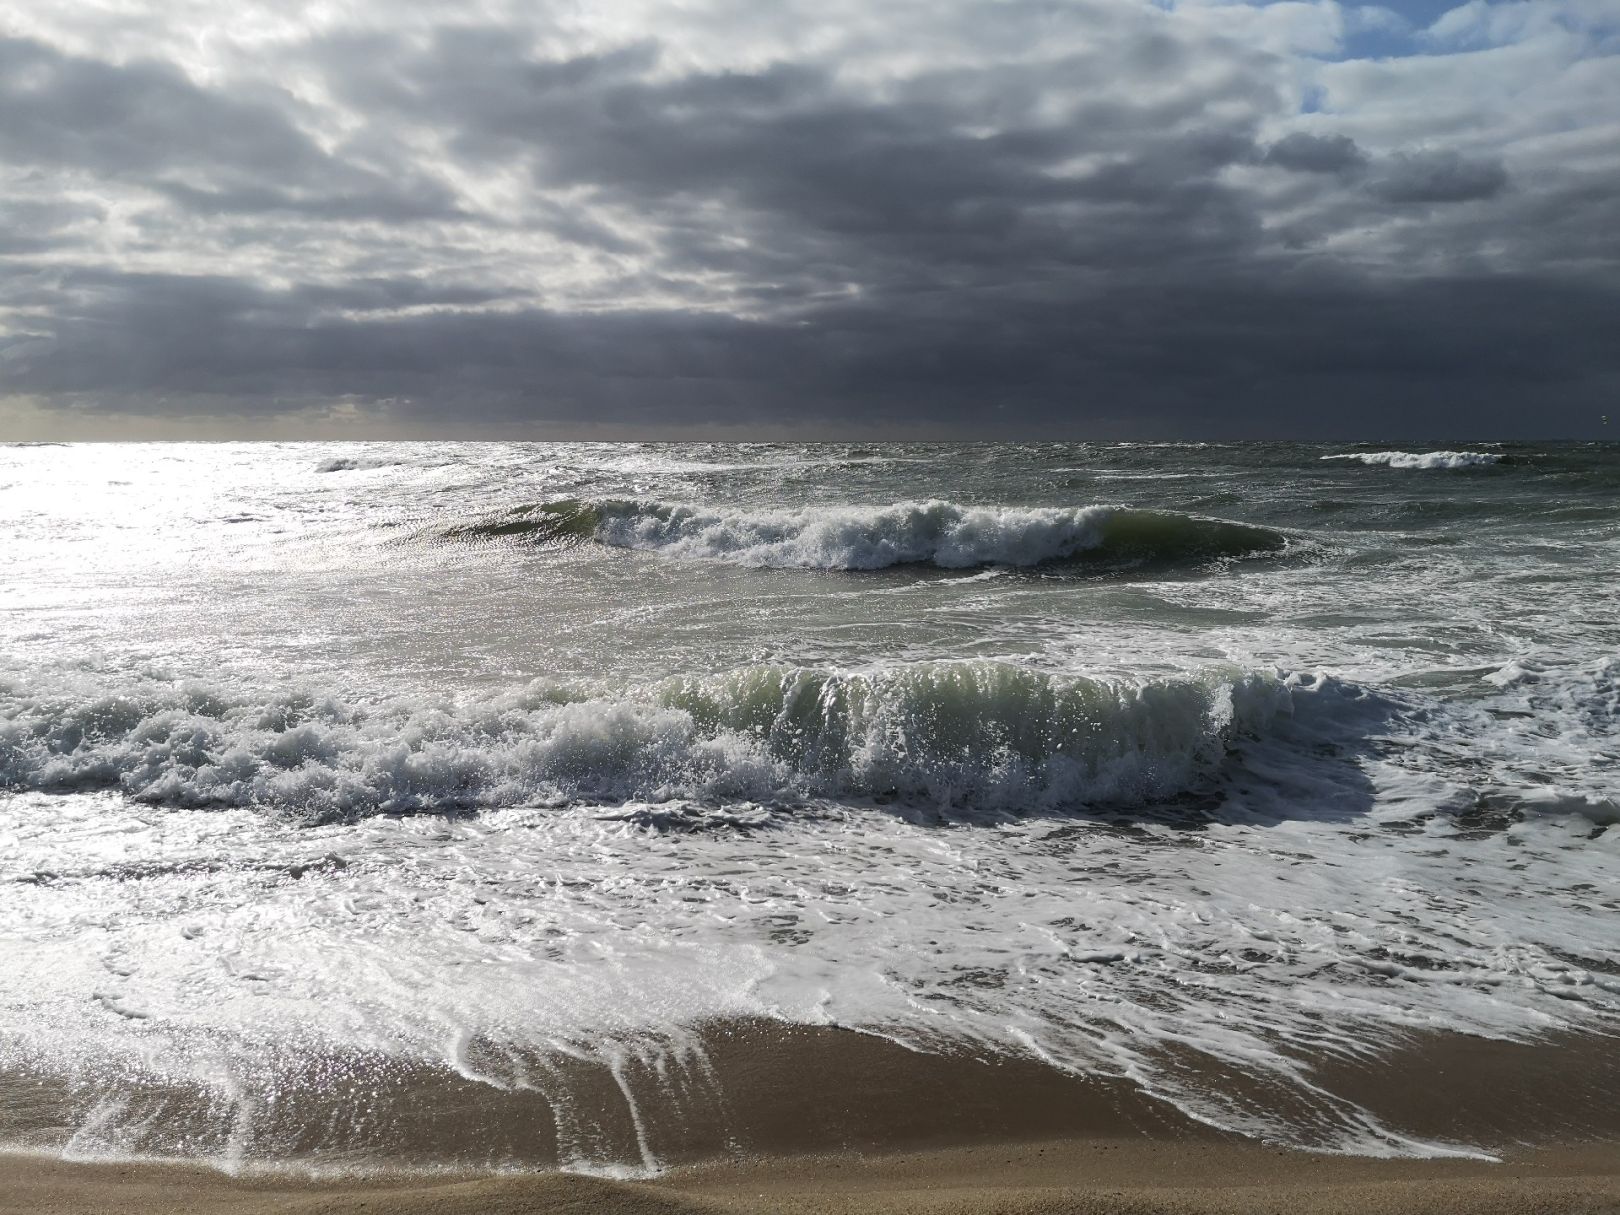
(2, 0), (1616, 437)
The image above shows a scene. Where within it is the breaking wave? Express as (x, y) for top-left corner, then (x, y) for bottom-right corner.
(1322, 451), (1502, 470)
(0, 664), (1365, 819)
(313, 456), (396, 473)
(442, 498), (1290, 570)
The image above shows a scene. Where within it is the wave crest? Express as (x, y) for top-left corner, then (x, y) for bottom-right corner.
(0, 664), (1358, 818)
(1322, 451), (1502, 470)
(313, 455), (397, 473)
(444, 499), (1289, 570)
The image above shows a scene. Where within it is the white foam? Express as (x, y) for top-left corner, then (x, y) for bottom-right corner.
(591, 499), (1115, 568)
(1321, 450), (1502, 469)
(0, 663), (1344, 817)
(1516, 788), (1620, 824)
(1466, 656), (1620, 822)
(583, 499), (1285, 570)
(3, 747), (1613, 1170)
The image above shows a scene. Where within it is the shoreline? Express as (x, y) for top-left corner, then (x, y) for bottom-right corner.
(8, 1022), (1618, 1167)
(4, 1025), (1618, 1211)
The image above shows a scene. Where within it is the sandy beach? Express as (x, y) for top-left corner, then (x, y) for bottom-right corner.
(7, 1138), (1619, 1214)
(5, 1024), (1618, 1213)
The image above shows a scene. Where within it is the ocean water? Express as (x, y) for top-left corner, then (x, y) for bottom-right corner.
(1, 440), (1616, 1171)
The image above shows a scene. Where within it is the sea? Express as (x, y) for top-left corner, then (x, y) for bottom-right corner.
(1, 440), (1616, 1173)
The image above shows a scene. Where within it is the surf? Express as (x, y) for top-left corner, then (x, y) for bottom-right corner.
(1321, 450), (1503, 470)
(0, 663), (1363, 819)
(439, 498), (1291, 571)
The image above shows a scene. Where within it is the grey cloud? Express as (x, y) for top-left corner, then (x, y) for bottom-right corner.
(0, 3), (1615, 438)
(150, 180), (465, 224)
(1368, 150), (1509, 203)
(1263, 132), (1368, 174)
(323, 31), (1272, 307)
(0, 36), (459, 223)
(0, 195), (103, 253)
(0, 37), (326, 179)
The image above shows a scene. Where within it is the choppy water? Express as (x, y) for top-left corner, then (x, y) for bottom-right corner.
(1, 440), (1616, 1171)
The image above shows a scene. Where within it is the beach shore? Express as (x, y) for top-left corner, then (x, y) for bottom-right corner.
(6, 1138), (1619, 1215)
(4, 1024), (1617, 1213)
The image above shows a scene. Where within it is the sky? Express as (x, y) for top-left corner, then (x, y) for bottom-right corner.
(0, 0), (1616, 439)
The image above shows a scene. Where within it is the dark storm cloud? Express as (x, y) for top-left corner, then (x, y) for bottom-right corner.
(1368, 150), (1510, 204)
(1, 1), (1617, 436)
(6, 259), (1614, 437)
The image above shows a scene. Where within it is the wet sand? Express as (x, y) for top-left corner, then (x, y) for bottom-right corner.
(6, 1140), (1620, 1215)
(4, 1023), (1618, 1213)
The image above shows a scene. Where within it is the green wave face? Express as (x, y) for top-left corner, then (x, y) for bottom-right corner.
(652, 662), (1260, 777)
(1090, 510), (1289, 564)
(440, 498), (607, 544)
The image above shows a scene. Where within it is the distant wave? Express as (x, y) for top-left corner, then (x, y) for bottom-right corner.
(442, 498), (1290, 570)
(313, 456), (395, 473)
(0, 664), (1360, 818)
(1321, 451), (1502, 470)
